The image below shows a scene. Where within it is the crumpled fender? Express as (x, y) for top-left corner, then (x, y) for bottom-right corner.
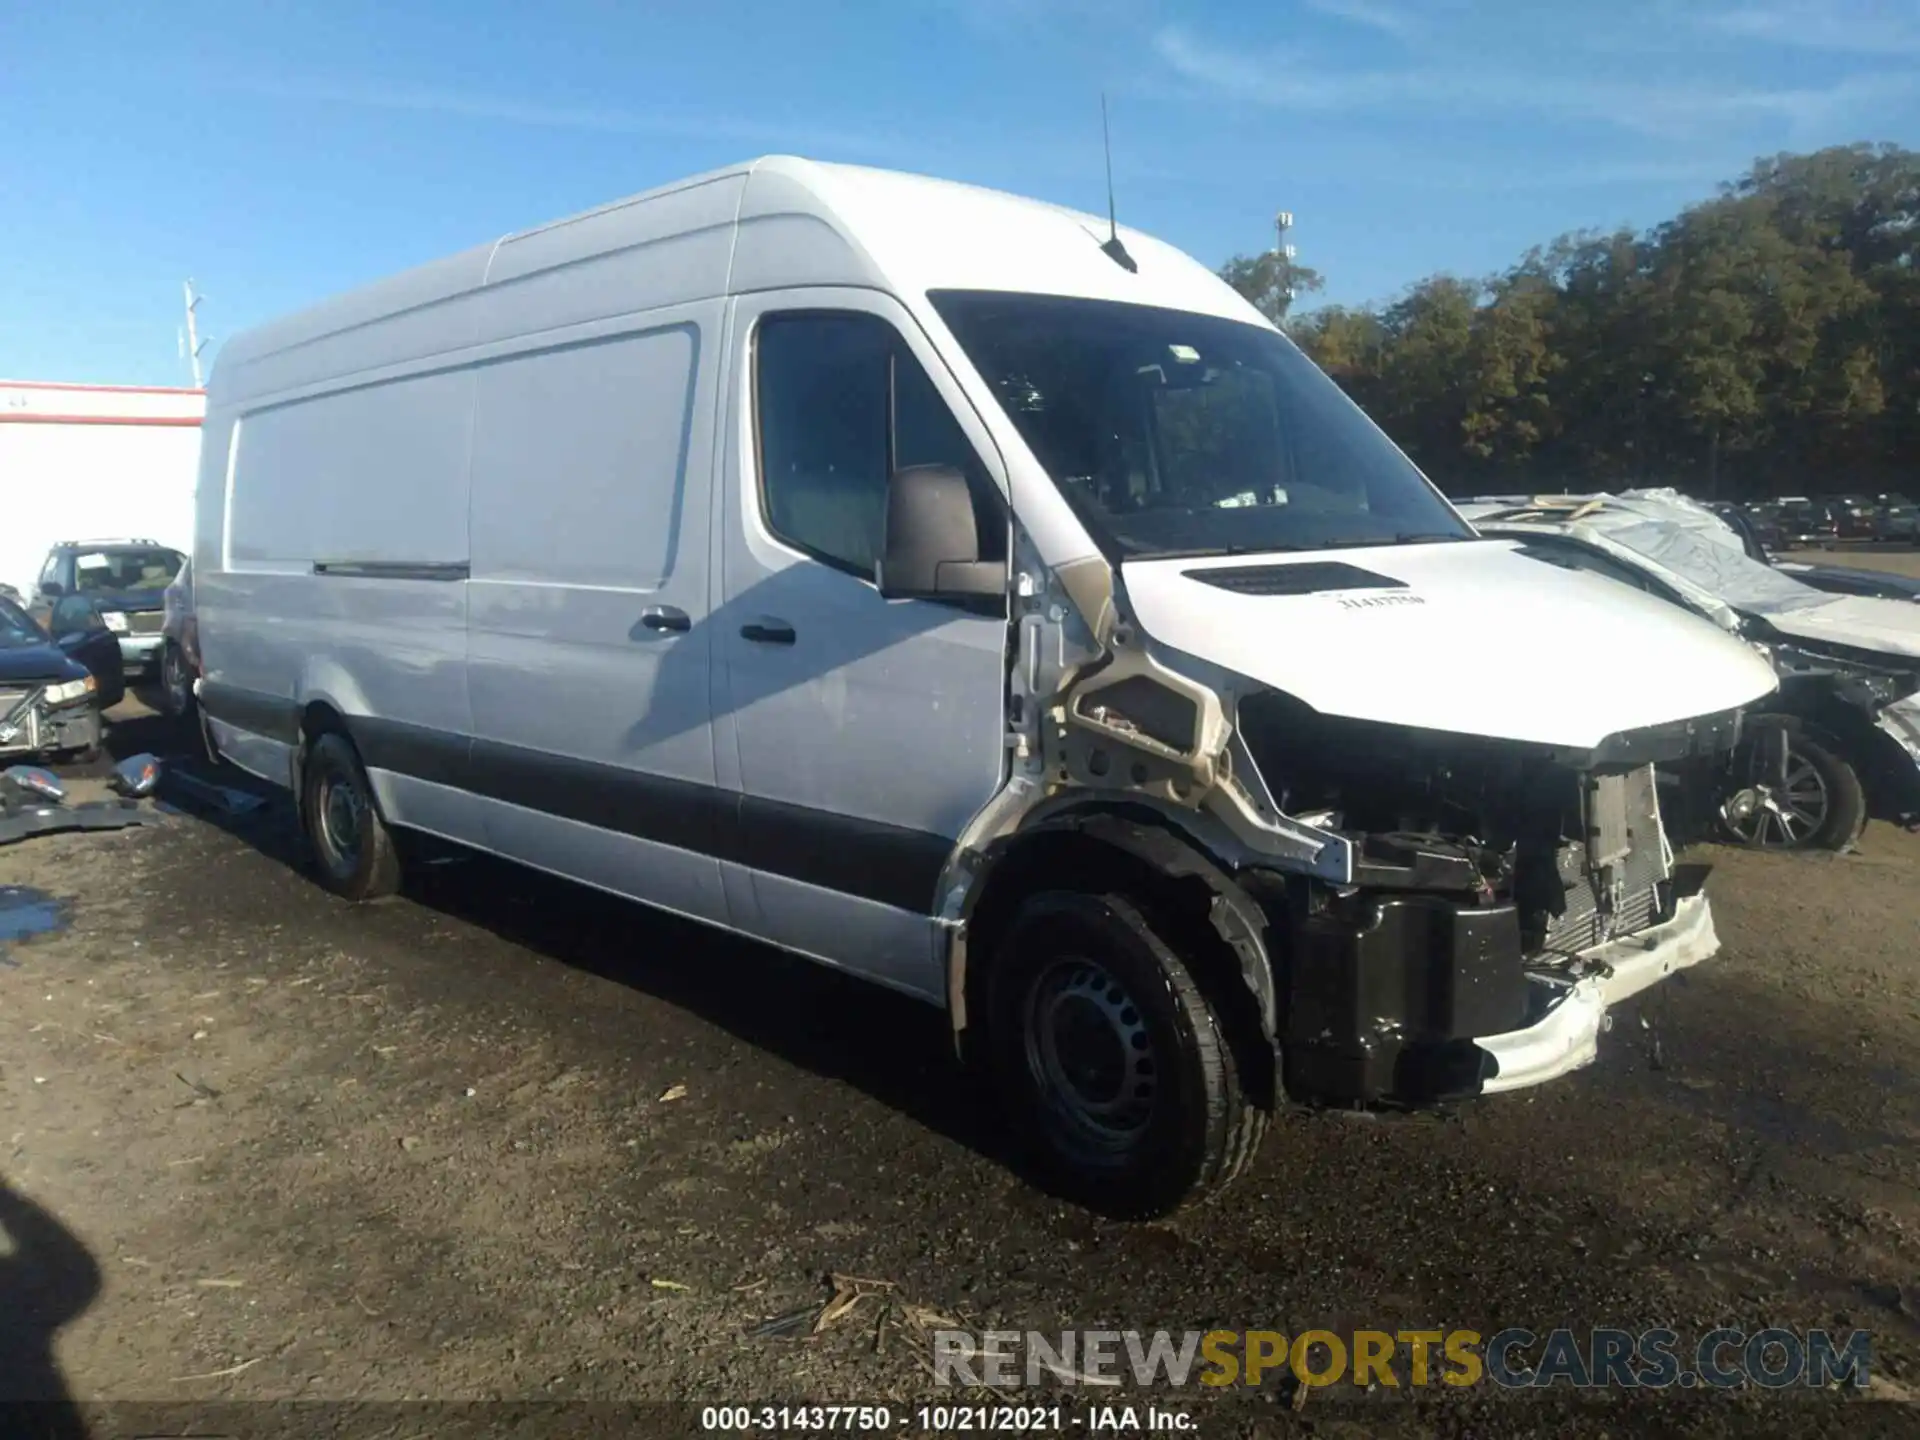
(952, 805), (1283, 1082)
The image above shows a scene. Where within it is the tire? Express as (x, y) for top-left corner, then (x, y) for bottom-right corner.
(1717, 722), (1867, 852)
(983, 891), (1268, 1219)
(159, 642), (195, 720)
(300, 731), (403, 901)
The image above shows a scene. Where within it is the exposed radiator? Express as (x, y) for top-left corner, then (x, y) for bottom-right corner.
(1541, 764), (1672, 955)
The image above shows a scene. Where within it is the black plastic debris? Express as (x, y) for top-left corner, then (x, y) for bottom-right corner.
(156, 766), (268, 817)
(0, 757), (167, 847)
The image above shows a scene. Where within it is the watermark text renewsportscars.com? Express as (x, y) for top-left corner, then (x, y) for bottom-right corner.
(932, 1327), (1874, 1391)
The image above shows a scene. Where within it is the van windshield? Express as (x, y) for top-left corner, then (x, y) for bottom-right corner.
(929, 291), (1473, 561)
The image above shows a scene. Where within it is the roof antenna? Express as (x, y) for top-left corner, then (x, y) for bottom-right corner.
(1099, 93), (1138, 273)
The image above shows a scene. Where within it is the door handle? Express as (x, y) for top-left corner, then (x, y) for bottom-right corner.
(639, 606), (691, 633)
(739, 618), (796, 645)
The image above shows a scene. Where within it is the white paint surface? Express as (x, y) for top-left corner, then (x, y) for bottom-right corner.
(0, 383), (203, 596)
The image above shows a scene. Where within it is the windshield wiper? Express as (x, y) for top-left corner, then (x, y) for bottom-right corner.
(1313, 532), (1473, 550)
(1126, 533), (1474, 561)
(1128, 543), (1312, 560)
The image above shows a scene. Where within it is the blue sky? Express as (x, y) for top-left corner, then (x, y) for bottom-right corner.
(4, 0), (1917, 386)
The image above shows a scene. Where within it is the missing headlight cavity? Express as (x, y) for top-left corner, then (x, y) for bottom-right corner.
(1236, 690), (1672, 954)
(1074, 675), (1200, 753)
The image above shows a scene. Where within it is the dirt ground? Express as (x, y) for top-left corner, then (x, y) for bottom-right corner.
(4, 684), (1920, 1438)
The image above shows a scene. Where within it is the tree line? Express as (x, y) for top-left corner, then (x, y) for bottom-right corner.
(1219, 144), (1920, 501)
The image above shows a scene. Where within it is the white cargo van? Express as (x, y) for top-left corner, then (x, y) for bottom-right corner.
(195, 157), (1779, 1216)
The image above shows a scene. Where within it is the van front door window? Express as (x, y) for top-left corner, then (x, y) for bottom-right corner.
(755, 312), (1003, 578)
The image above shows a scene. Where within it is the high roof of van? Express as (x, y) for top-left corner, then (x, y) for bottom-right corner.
(210, 156), (1265, 407)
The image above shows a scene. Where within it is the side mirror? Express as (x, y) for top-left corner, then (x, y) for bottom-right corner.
(1, 766), (66, 804)
(110, 753), (163, 798)
(876, 465), (1006, 602)
(39, 581), (63, 598)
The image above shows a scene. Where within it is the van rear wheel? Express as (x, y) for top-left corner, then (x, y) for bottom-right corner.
(984, 891), (1267, 1219)
(301, 732), (403, 901)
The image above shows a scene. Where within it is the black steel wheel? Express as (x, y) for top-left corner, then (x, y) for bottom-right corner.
(300, 731), (403, 901)
(984, 891), (1267, 1218)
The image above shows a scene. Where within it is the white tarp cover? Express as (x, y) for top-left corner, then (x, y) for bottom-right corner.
(1458, 488), (1920, 661)
(1457, 488), (1832, 617)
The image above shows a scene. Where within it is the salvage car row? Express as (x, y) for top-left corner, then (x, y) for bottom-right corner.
(0, 537), (197, 767)
(1740, 493), (1920, 547)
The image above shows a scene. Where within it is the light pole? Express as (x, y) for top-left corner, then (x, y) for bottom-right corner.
(1274, 210), (1297, 310)
(181, 280), (210, 388)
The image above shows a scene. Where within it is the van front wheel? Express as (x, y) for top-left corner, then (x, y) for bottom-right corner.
(984, 891), (1267, 1219)
(301, 731), (403, 902)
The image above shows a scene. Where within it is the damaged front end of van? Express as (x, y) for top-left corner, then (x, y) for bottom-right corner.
(938, 538), (1769, 1118)
(912, 291), (1780, 1156)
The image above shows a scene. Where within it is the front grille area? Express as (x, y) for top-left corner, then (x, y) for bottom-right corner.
(1540, 765), (1672, 955)
(127, 610), (165, 635)
(0, 687), (42, 753)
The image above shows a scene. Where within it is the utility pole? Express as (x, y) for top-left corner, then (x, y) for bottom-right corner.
(181, 280), (209, 388)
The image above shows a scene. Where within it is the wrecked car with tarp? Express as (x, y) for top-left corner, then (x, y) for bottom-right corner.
(1462, 489), (1920, 851)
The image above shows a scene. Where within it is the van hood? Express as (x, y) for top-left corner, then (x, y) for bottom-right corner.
(1121, 539), (1779, 750)
(1755, 593), (1920, 661)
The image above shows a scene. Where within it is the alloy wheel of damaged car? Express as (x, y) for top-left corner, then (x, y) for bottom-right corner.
(1718, 723), (1866, 851)
(300, 732), (403, 901)
(985, 891), (1267, 1219)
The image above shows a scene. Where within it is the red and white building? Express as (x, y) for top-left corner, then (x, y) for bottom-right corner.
(0, 379), (205, 598)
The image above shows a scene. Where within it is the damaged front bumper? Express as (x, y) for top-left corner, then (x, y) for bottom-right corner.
(1283, 866), (1718, 1106)
(1473, 892), (1719, 1094)
(0, 696), (101, 761)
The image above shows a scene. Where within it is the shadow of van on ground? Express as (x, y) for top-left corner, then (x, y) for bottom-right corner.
(0, 1180), (98, 1438)
(398, 847), (1008, 1171)
(90, 703), (1023, 1189)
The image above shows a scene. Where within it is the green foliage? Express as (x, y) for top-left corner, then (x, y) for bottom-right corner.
(1277, 143), (1920, 499)
(1219, 249), (1326, 324)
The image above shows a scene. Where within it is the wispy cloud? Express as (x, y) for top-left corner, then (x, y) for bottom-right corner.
(1699, 1), (1920, 54)
(1303, 0), (1417, 41)
(1152, 24), (1919, 139)
(226, 76), (903, 160)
